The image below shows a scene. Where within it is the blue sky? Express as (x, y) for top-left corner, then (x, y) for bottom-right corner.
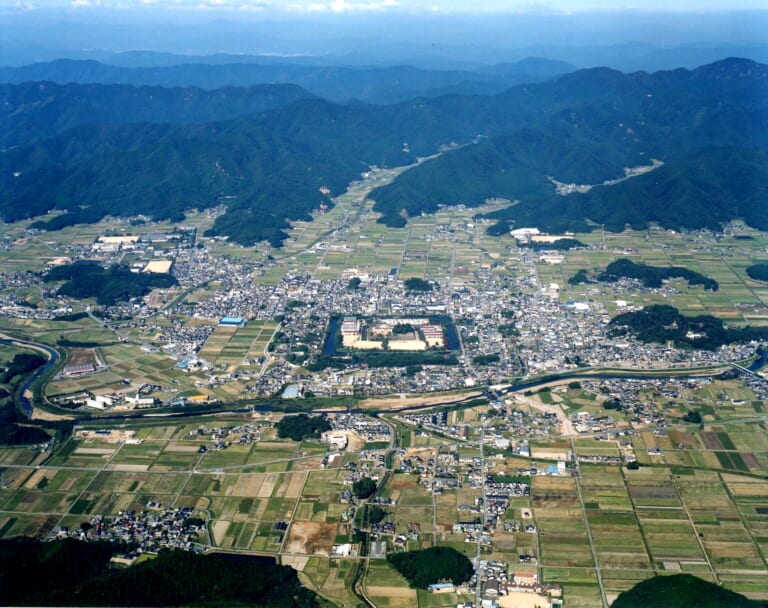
(4, 0), (767, 12)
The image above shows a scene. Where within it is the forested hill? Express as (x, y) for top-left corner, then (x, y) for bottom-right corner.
(0, 538), (320, 607)
(611, 574), (762, 608)
(1, 57), (766, 247)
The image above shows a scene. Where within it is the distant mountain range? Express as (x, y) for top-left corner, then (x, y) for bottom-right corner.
(0, 82), (316, 148)
(0, 57), (575, 104)
(0, 57), (765, 246)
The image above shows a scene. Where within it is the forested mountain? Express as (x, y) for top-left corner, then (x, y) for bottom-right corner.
(1, 98), (417, 245)
(0, 81), (316, 147)
(0, 57), (576, 104)
(1, 58), (765, 246)
(371, 58), (768, 233)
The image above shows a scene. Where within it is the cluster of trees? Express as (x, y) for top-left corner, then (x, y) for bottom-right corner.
(490, 474), (529, 484)
(367, 505), (387, 525)
(45, 261), (177, 306)
(0, 538), (319, 606)
(598, 259), (719, 291)
(746, 262), (768, 282)
(352, 477), (377, 500)
(683, 410), (703, 423)
(472, 354), (500, 365)
(609, 304), (768, 350)
(404, 278), (433, 292)
(497, 323), (518, 337)
(0, 393), (52, 445)
(275, 413), (331, 441)
(568, 268), (593, 286)
(1, 352), (45, 384)
(386, 547), (474, 589)
(53, 312), (89, 322)
(520, 237), (586, 250)
(392, 323), (415, 334)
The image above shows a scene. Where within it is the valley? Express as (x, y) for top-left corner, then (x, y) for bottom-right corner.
(0, 13), (767, 604)
(1, 164), (767, 606)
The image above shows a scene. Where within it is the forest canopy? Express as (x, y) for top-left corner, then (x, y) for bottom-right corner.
(609, 305), (768, 350)
(0, 538), (319, 607)
(275, 413), (331, 441)
(598, 258), (718, 291)
(386, 546), (474, 589)
(611, 574), (759, 608)
(45, 262), (177, 306)
(746, 262), (768, 282)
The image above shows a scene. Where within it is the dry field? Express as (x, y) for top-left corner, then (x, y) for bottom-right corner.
(285, 521), (338, 555)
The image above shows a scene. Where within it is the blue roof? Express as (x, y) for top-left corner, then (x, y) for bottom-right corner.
(219, 316), (245, 324)
(282, 386), (300, 399)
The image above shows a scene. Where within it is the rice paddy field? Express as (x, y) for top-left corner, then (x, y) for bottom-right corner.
(0, 402), (767, 606)
(1, 168), (768, 607)
(197, 320), (279, 369)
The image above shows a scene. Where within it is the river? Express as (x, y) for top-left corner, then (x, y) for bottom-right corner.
(0, 337), (60, 418)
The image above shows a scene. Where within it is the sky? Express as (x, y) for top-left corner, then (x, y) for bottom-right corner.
(3, 0), (768, 13)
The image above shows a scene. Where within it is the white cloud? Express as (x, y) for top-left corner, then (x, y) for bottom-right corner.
(293, 0), (400, 12)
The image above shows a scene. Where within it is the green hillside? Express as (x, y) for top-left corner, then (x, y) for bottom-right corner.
(611, 574), (762, 608)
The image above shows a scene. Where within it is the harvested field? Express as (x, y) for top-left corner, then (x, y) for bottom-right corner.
(284, 521), (337, 555)
(163, 444), (200, 453)
(74, 448), (115, 455)
(281, 555), (310, 571)
(108, 464), (149, 472)
(23, 470), (46, 489)
(740, 453), (759, 469)
(669, 430), (697, 448)
(629, 485), (677, 500)
(533, 494), (581, 509)
(231, 474), (264, 497)
(365, 586), (417, 599)
(701, 432), (724, 450)
(212, 520), (230, 545)
(258, 474), (277, 498)
(388, 478), (420, 491)
(60, 477), (77, 491)
(282, 472), (306, 498)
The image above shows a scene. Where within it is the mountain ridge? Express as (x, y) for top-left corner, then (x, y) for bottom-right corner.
(1, 57), (764, 247)
(0, 57), (576, 105)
